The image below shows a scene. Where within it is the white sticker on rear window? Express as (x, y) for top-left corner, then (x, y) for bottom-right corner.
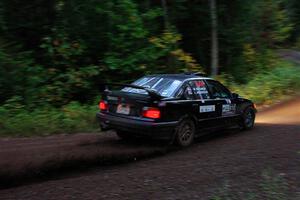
(161, 90), (168, 96)
(200, 105), (215, 113)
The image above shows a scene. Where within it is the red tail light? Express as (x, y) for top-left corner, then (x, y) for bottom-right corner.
(99, 100), (108, 111)
(142, 107), (161, 119)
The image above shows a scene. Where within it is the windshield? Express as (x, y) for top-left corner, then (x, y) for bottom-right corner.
(122, 76), (182, 97)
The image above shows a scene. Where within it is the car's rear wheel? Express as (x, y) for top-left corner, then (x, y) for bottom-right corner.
(241, 107), (255, 130)
(175, 119), (195, 147)
(115, 130), (132, 140)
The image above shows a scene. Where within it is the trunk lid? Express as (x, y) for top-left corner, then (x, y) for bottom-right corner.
(101, 84), (161, 117)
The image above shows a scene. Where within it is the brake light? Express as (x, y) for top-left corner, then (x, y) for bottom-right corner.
(142, 107), (161, 119)
(99, 100), (108, 111)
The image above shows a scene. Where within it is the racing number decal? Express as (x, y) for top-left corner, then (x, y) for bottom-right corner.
(222, 99), (236, 116)
(193, 80), (210, 99)
(195, 81), (205, 87)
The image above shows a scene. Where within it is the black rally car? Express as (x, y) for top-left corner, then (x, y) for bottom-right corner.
(96, 73), (256, 147)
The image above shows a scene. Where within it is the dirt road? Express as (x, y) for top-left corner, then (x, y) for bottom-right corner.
(0, 98), (300, 199)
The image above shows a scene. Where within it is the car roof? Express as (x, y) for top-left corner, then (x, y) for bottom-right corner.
(145, 73), (212, 81)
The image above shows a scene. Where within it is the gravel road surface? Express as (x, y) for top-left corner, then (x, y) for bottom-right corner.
(0, 98), (299, 200)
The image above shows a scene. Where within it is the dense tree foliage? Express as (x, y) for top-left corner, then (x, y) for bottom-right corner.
(0, 0), (298, 107)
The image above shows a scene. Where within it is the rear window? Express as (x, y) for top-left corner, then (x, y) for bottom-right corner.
(122, 76), (182, 97)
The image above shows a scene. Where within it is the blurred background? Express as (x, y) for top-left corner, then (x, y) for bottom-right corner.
(0, 0), (299, 136)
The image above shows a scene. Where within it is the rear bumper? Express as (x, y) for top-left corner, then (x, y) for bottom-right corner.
(96, 112), (178, 139)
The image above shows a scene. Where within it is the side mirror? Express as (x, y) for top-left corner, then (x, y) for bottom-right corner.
(232, 93), (239, 99)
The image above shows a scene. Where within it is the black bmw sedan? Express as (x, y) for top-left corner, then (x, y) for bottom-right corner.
(97, 73), (256, 147)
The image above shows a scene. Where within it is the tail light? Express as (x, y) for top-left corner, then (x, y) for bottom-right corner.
(99, 100), (108, 111)
(142, 107), (161, 119)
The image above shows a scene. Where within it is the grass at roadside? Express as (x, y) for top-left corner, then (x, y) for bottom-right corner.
(210, 169), (292, 200)
(218, 62), (300, 106)
(0, 102), (99, 137)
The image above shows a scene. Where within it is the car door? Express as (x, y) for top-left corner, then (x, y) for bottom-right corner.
(162, 82), (197, 122)
(188, 80), (223, 130)
(205, 80), (238, 127)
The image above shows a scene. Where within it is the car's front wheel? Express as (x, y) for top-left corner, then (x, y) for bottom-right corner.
(175, 119), (195, 147)
(240, 107), (255, 130)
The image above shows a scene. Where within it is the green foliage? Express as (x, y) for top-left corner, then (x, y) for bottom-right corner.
(0, 41), (44, 105)
(237, 48), (279, 83)
(244, 67), (300, 104)
(288, 0), (300, 42)
(0, 102), (99, 137)
(220, 0), (293, 81)
(102, 0), (160, 77)
(149, 30), (203, 73)
(218, 62), (300, 105)
(0, 0), (202, 107)
(101, 1), (202, 81)
(39, 34), (100, 105)
(0, 0), (300, 136)
(255, 0), (293, 47)
(1, 0), (56, 49)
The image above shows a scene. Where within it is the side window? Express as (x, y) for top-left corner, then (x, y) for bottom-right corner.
(181, 85), (194, 100)
(206, 80), (231, 99)
(189, 80), (211, 99)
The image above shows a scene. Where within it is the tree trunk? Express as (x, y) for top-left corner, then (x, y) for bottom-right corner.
(161, 0), (169, 29)
(210, 0), (218, 76)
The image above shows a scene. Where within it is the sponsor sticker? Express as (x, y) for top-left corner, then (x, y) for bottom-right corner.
(200, 105), (215, 113)
(107, 96), (118, 101)
(222, 104), (236, 115)
(222, 104), (231, 112)
(195, 81), (205, 87)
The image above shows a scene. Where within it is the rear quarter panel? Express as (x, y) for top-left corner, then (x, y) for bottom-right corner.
(159, 100), (195, 122)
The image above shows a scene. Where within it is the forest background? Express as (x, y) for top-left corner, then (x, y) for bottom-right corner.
(0, 0), (300, 136)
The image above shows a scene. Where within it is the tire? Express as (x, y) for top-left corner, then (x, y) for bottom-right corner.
(240, 107), (255, 130)
(175, 119), (195, 147)
(115, 130), (132, 140)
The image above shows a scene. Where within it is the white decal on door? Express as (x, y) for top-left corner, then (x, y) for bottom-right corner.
(200, 105), (215, 113)
(225, 99), (231, 104)
(222, 104), (236, 115)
